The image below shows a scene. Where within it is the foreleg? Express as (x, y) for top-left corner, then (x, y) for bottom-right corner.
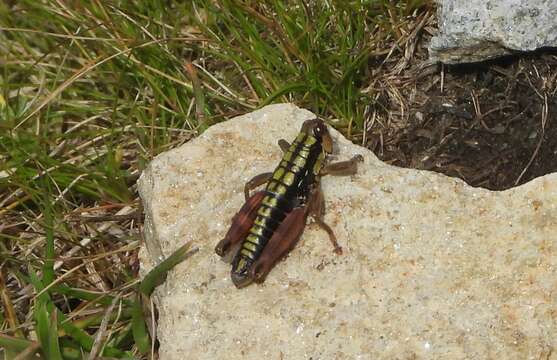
(321, 154), (363, 176)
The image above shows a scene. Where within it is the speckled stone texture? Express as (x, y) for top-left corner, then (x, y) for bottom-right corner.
(139, 103), (557, 359)
(429, 0), (557, 63)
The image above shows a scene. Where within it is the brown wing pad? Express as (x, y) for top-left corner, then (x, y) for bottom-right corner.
(249, 207), (308, 284)
(215, 191), (265, 258)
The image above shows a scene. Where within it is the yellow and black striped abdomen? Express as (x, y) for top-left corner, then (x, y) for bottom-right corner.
(232, 192), (288, 276)
(231, 131), (324, 277)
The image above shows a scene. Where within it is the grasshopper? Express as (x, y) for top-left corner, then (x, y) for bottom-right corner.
(215, 118), (363, 288)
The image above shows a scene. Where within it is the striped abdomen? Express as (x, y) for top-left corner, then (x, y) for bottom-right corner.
(231, 131), (326, 278)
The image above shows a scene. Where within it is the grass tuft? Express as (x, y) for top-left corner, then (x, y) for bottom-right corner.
(1, 1), (433, 357)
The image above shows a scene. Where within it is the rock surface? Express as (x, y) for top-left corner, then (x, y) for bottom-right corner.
(138, 103), (557, 359)
(429, 0), (557, 64)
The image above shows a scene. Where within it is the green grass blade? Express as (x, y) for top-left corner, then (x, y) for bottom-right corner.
(48, 311), (63, 360)
(42, 191), (56, 286)
(131, 295), (150, 355)
(28, 266), (130, 358)
(184, 61), (208, 131)
(52, 284), (133, 307)
(132, 242), (198, 354)
(57, 310), (130, 358)
(260, 82), (310, 107)
(0, 334), (35, 352)
(69, 307), (133, 331)
(109, 322), (134, 349)
(34, 299), (63, 360)
(27, 265), (49, 304)
(138, 242), (198, 295)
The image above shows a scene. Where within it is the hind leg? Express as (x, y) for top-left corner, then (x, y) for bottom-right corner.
(244, 173), (272, 201)
(307, 184), (342, 255)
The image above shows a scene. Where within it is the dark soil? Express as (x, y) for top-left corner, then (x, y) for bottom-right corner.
(370, 51), (557, 191)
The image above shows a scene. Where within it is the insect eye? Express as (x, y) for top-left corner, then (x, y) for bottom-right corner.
(313, 125), (322, 137)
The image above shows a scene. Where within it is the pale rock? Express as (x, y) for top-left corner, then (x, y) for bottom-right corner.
(429, 0), (557, 64)
(138, 103), (557, 359)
